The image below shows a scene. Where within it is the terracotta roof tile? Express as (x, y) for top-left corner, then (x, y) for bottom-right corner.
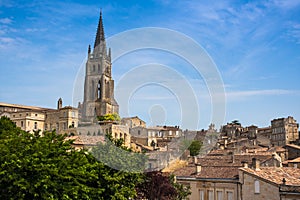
(240, 167), (300, 185)
(66, 136), (105, 145)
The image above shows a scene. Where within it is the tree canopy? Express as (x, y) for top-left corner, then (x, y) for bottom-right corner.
(0, 116), (142, 199)
(97, 113), (121, 122)
(188, 140), (202, 156)
(136, 171), (191, 200)
(0, 116), (190, 199)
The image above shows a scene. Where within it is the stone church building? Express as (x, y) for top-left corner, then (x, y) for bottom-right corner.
(80, 11), (119, 123)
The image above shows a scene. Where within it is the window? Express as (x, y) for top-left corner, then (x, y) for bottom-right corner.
(56, 123), (59, 130)
(254, 180), (260, 193)
(208, 190), (214, 200)
(19, 114), (22, 117)
(217, 191), (223, 200)
(93, 65), (95, 72)
(227, 191), (233, 200)
(63, 122), (66, 130)
(138, 130), (141, 135)
(21, 121), (24, 127)
(45, 123), (47, 130)
(35, 113), (38, 116)
(34, 122), (37, 129)
(199, 190), (204, 200)
(72, 121), (75, 128)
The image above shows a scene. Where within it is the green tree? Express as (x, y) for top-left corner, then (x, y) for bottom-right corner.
(97, 113), (121, 122)
(0, 117), (143, 200)
(188, 140), (202, 156)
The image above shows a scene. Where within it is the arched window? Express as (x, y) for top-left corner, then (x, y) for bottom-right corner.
(91, 80), (95, 99)
(98, 80), (101, 99)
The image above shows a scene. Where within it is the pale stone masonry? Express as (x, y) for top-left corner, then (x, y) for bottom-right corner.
(0, 100), (78, 135)
(271, 116), (299, 146)
(80, 11), (119, 123)
(239, 166), (300, 200)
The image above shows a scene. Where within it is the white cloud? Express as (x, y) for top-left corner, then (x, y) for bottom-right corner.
(286, 22), (300, 44)
(0, 17), (13, 24)
(272, 0), (300, 10)
(226, 89), (298, 101)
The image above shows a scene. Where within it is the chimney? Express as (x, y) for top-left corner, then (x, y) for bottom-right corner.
(252, 158), (260, 170)
(272, 154), (277, 167)
(242, 161), (248, 168)
(229, 152), (235, 163)
(282, 178), (286, 185)
(193, 156), (197, 164)
(196, 164), (202, 173)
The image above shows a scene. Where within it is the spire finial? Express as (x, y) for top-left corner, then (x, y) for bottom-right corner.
(94, 9), (105, 48)
(88, 45), (91, 54)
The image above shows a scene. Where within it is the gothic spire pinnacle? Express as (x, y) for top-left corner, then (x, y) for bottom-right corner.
(94, 10), (105, 48)
(88, 44), (91, 54)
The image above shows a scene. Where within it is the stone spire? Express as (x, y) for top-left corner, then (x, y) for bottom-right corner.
(88, 44), (91, 54)
(94, 10), (105, 48)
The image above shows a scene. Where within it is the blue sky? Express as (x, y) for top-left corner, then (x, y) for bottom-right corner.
(1, 0), (300, 130)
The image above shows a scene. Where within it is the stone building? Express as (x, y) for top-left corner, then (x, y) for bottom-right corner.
(220, 121), (243, 139)
(174, 149), (280, 200)
(44, 99), (78, 134)
(121, 116), (146, 128)
(0, 99), (78, 135)
(271, 116), (299, 146)
(257, 126), (272, 139)
(130, 125), (183, 148)
(10, 110), (46, 133)
(284, 144), (300, 160)
(80, 11), (119, 123)
(239, 164), (300, 200)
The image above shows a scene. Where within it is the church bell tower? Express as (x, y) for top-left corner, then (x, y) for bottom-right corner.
(81, 11), (119, 122)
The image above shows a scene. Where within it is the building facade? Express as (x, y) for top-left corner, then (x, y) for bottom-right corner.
(0, 100), (78, 135)
(239, 166), (300, 200)
(271, 116), (299, 146)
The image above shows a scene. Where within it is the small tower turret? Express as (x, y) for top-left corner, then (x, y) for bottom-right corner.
(57, 98), (62, 109)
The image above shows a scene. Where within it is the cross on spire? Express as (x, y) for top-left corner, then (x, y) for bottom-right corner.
(94, 10), (105, 48)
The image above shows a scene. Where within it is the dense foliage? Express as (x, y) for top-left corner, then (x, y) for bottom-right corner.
(0, 117), (190, 199)
(0, 116), (142, 199)
(97, 113), (121, 122)
(136, 171), (191, 200)
(91, 133), (147, 172)
(188, 140), (202, 156)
